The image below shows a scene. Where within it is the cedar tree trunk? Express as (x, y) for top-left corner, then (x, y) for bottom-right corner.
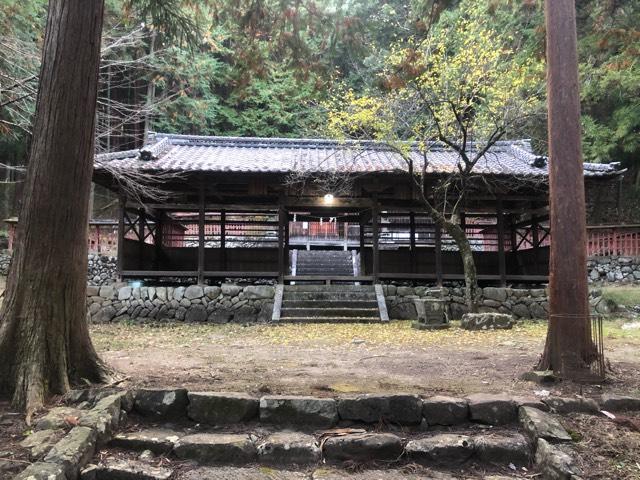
(537, 0), (592, 374)
(0, 0), (109, 412)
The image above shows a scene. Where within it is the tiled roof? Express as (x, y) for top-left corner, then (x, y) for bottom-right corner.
(95, 133), (624, 179)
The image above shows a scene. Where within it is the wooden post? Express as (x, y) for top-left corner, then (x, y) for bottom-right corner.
(138, 207), (145, 270)
(278, 205), (286, 284)
(409, 212), (416, 274)
(197, 187), (205, 284)
(154, 212), (163, 270)
(435, 221), (443, 287)
(359, 213), (366, 275)
(497, 201), (506, 287)
(116, 195), (125, 280)
(372, 204), (380, 282)
(285, 211), (290, 276)
(220, 209), (226, 271)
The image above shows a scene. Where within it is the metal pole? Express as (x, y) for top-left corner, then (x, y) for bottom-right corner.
(545, 0), (590, 375)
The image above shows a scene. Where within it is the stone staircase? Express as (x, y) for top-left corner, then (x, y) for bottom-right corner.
(279, 284), (383, 323)
(61, 389), (598, 480)
(294, 249), (355, 277)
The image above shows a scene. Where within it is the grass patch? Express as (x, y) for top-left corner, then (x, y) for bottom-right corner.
(601, 286), (640, 307)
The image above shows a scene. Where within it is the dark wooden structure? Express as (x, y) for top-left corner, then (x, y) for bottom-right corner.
(93, 134), (624, 285)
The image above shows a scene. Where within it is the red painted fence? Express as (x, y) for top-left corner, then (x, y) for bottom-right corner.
(587, 225), (640, 257)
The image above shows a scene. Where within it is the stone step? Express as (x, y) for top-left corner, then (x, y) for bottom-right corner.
(283, 300), (379, 308)
(279, 316), (382, 323)
(105, 427), (531, 472)
(283, 285), (374, 292)
(283, 293), (377, 302)
(280, 307), (380, 318)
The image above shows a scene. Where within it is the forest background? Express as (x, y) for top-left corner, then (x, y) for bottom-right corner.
(0, 0), (638, 226)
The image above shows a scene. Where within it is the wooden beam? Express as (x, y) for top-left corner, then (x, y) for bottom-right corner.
(154, 211), (163, 270)
(197, 186), (205, 284)
(497, 200), (506, 287)
(409, 212), (416, 274)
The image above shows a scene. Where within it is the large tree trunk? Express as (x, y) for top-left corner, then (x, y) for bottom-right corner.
(537, 0), (592, 375)
(0, 0), (108, 413)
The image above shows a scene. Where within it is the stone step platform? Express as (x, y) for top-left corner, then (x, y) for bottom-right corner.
(105, 427), (531, 472)
(281, 316), (383, 323)
(82, 463), (519, 479)
(283, 300), (379, 308)
(283, 285), (372, 292)
(280, 307), (380, 318)
(283, 292), (377, 301)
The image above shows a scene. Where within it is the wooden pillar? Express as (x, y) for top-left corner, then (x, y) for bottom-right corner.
(532, 218), (540, 275)
(409, 212), (416, 274)
(278, 204), (286, 284)
(435, 221), (443, 287)
(497, 201), (507, 287)
(197, 187), (205, 284)
(285, 211), (290, 275)
(372, 204), (380, 282)
(116, 195), (125, 280)
(359, 213), (366, 275)
(138, 207), (145, 270)
(154, 212), (163, 270)
(220, 209), (226, 271)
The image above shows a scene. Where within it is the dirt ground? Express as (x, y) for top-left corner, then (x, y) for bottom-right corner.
(91, 320), (640, 398)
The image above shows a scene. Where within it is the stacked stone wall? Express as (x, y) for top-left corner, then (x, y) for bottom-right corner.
(384, 285), (549, 320)
(87, 284), (275, 324)
(588, 256), (640, 284)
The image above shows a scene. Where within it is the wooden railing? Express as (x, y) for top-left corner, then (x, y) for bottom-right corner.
(587, 225), (640, 257)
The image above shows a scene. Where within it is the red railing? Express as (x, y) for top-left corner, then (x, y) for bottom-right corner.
(587, 225), (640, 257)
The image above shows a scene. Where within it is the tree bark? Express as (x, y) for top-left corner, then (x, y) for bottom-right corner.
(440, 218), (479, 313)
(0, 0), (108, 413)
(537, 0), (592, 375)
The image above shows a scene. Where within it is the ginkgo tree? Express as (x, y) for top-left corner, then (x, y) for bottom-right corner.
(325, 1), (543, 311)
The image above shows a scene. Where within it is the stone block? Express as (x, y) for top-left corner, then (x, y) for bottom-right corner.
(221, 284), (242, 296)
(179, 467), (307, 480)
(405, 434), (474, 465)
(44, 426), (97, 480)
(466, 394), (517, 425)
(323, 433), (403, 463)
(134, 389), (188, 418)
(184, 285), (204, 300)
(204, 286), (221, 299)
(110, 429), (182, 454)
(535, 439), (583, 480)
(35, 407), (84, 431)
(422, 396), (469, 426)
(461, 313), (515, 330)
(543, 396), (599, 414)
(20, 429), (63, 460)
(174, 433), (257, 464)
(87, 286), (100, 297)
(79, 393), (122, 444)
(475, 433), (530, 465)
(337, 394), (422, 425)
(243, 285), (275, 299)
(173, 286), (185, 301)
(260, 396), (338, 428)
(187, 392), (259, 425)
(257, 432), (321, 465)
(185, 304), (208, 322)
(483, 287), (507, 302)
(14, 462), (66, 480)
(599, 393), (640, 412)
(84, 459), (173, 480)
(519, 406), (572, 444)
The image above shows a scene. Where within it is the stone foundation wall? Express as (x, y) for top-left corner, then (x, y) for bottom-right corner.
(588, 256), (640, 284)
(87, 284), (275, 324)
(1, 251), (118, 286)
(384, 285), (549, 320)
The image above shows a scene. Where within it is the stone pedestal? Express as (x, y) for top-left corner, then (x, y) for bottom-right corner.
(412, 298), (450, 330)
